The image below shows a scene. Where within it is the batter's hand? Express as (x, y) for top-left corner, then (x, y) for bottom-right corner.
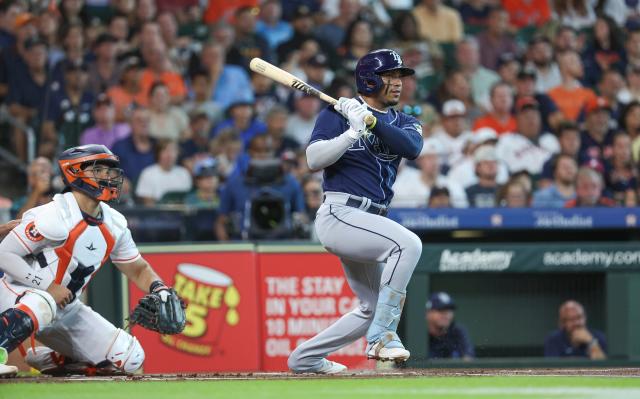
(346, 103), (373, 134)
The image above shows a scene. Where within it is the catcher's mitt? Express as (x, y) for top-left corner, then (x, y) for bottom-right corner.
(129, 284), (186, 335)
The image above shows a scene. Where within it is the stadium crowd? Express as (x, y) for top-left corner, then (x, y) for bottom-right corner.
(1, 0), (639, 239)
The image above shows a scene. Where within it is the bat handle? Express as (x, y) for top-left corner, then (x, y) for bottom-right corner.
(364, 114), (376, 128)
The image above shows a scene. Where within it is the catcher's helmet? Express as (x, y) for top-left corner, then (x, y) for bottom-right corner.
(355, 49), (415, 95)
(58, 144), (123, 202)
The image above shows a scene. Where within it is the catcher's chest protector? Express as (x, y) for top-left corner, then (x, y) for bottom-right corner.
(19, 193), (126, 298)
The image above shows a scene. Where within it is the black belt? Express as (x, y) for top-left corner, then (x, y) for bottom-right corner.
(345, 197), (388, 216)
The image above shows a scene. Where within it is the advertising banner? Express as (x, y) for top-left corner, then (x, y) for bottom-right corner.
(419, 242), (640, 273)
(129, 249), (260, 372)
(258, 250), (375, 371)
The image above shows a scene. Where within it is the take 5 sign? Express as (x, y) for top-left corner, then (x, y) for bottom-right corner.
(128, 246), (260, 373)
(258, 250), (375, 371)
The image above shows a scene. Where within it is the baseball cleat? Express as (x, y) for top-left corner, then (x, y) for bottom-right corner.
(315, 359), (348, 374)
(0, 348), (17, 378)
(366, 340), (410, 362)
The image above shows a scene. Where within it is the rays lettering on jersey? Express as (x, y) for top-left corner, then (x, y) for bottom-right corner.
(348, 133), (398, 161)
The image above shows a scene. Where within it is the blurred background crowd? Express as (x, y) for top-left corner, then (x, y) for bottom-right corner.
(0, 0), (639, 241)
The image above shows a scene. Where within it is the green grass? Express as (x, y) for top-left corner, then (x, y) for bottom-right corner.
(2, 376), (640, 399)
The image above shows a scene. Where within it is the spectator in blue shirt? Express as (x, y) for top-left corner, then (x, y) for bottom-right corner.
(211, 100), (267, 148)
(215, 134), (305, 241)
(533, 154), (578, 207)
(544, 300), (607, 359)
(112, 107), (156, 186)
(256, 0), (293, 50)
(426, 292), (475, 360)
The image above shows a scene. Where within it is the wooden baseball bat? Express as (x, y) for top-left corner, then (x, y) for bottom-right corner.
(249, 57), (376, 127)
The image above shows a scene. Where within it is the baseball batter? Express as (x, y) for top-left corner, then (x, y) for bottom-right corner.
(0, 145), (185, 377)
(288, 49), (424, 374)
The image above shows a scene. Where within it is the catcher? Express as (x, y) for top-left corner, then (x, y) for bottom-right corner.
(0, 145), (185, 377)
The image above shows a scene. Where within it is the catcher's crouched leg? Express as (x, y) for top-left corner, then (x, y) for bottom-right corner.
(106, 328), (144, 373)
(1, 290), (57, 353)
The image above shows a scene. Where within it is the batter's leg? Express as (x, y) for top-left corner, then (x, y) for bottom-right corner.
(315, 204), (423, 362)
(288, 259), (383, 373)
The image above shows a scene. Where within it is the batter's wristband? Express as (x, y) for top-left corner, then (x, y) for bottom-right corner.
(366, 116), (377, 130)
(149, 280), (168, 293)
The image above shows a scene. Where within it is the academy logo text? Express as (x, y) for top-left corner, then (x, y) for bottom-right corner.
(543, 250), (640, 268)
(439, 249), (514, 271)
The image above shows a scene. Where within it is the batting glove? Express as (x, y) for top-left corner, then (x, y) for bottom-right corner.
(347, 103), (373, 135)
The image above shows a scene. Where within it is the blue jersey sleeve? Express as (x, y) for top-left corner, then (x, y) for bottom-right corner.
(371, 112), (423, 160)
(308, 106), (346, 144)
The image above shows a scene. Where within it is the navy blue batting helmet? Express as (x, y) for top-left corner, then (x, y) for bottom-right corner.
(355, 49), (415, 95)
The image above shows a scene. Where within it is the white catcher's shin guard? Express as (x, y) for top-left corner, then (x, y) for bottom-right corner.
(365, 285), (410, 362)
(0, 347), (17, 378)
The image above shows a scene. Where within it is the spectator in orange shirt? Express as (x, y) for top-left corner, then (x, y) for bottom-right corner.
(139, 39), (187, 104)
(547, 50), (597, 122)
(107, 61), (147, 122)
(473, 82), (517, 135)
(502, 0), (552, 29)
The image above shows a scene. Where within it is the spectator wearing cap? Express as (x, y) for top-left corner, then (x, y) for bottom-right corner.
(476, 7), (518, 71)
(211, 100), (267, 148)
(80, 94), (130, 149)
(431, 99), (472, 170)
(427, 186), (451, 208)
(147, 81), (191, 141)
(412, 0), (463, 44)
(533, 154), (578, 207)
(184, 69), (223, 125)
(195, 41), (254, 112)
(276, 5), (320, 64)
(226, 6), (274, 71)
(315, 0), (362, 49)
(112, 107), (157, 185)
(136, 139), (193, 206)
(502, 0), (552, 29)
(564, 166), (616, 207)
(256, 0), (293, 50)
(547, 50), (598, 122)
(264, 105), (300, 156)
(7, 35), (50, 159)
(0, 11), (37, 98)
(465, 145), (500, 207)
(496, 53), (520, 87)
(285, 92), (321, 147)
(426, 292), (474, 360)
(473, 82), (517, 135)
(526, 36), (562, 94)
(514, 67), (563, 133)
(495, 96), (559, 175)
(579, 96), (616, 163)
(603, 132), (639, 206)
(454, 37), (500, 109)
(86, 33), (121, 97)
(184, 158), (221, 209)
(447, 127), (510, 188)
(179, 112), (213, 171)
(544, 300), (607, 359)
(301, 53), (333, 91)
(392, 138), (468, 208)
(539, 122), (582, 187)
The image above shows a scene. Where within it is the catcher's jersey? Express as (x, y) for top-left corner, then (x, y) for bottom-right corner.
(7, 192), (140, 298)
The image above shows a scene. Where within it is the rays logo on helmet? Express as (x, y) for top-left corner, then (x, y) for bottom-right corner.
(25, 221), (43, 242)
(391, 50), (402, 64)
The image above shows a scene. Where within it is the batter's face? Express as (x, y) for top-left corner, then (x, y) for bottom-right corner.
(376, 70), (404, 107)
